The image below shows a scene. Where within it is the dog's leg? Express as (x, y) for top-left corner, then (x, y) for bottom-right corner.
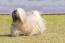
(10, 25), (20, 37)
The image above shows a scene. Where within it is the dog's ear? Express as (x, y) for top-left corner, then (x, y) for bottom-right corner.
(12, 10), (18, 22)
(16, 8), (26, 23)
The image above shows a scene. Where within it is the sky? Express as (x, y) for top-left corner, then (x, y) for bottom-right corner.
(0, 0), (65, 13)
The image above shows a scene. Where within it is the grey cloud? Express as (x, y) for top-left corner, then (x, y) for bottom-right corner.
(0, 0), (65, 13)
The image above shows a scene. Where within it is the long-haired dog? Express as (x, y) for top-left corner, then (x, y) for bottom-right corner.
(10, 8), (46, 36)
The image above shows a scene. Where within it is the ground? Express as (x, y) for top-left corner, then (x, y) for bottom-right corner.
(0, 15), (65, 43)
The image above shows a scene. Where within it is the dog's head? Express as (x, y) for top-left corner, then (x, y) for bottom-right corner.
(12, 8), (26, 23)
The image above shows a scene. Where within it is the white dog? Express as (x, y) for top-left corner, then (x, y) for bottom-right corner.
(10, 8), (46, 36)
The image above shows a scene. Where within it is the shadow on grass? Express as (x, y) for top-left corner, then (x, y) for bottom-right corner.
(0, 34), (11, 37)
(0, 34), (25, 37)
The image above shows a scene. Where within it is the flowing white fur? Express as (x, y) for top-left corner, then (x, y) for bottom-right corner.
(10, 8), (46, 36)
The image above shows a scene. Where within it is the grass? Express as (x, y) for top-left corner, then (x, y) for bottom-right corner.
(0, 15), (65, 43)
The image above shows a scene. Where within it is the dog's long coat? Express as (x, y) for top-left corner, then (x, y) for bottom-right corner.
(10, 8), (46, 36)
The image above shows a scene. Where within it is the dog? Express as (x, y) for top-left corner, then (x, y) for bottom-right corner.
(10, 8), (46, 36)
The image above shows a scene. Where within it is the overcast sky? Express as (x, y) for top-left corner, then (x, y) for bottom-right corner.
(0, 0), (65, 13)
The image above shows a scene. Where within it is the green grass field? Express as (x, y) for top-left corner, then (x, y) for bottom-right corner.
(0, 15), (65, 43)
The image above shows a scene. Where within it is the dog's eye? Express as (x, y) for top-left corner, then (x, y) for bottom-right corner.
(14, 10), (16, 14)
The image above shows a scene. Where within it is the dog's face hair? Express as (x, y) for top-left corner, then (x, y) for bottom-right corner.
(12, 10), (21, 22)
